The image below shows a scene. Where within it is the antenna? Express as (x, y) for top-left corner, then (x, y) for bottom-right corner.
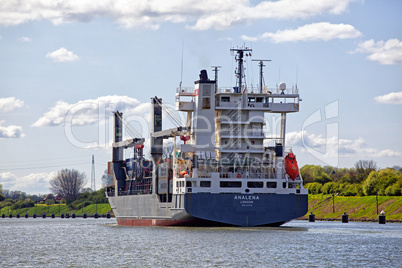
(252, 59), (271, 93)
(230, 47), (252, 93)
(180, 40), (184, 90)
(91, 154), (96, 191)
(211, 66), (221, 92)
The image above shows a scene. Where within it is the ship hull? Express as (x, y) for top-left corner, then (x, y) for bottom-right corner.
(108, 193), (308, 227)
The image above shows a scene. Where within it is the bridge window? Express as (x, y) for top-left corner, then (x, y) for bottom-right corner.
(220, 181), (242, 188)
(200, 181), (211, 187)
(267, 182), (277, 188)
(247, 181), (263, 188)
(221, 96), (230, 102)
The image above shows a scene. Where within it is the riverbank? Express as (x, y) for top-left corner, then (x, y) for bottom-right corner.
(2, 195), (402, 222)
(300, 195), (402, 222)
(0, 203), (113, 217)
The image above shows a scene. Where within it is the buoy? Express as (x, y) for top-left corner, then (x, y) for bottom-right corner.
(51, 213), (55, 218)
(61, 213), (65, 218)
(379, 214), (386, 224)
(342, 212), (348, 223)
(9, 214), (12, 218)
(1, 214), (5, 218)
(33, 213), (37, 218)
(72, 213), (76, 218)
(83, 213), (87, 218)
(107, 213), (111, 219)
(94, 213), (99, 219)
(25, 213), (28, 218)
(17, 213), (20, 218)
(309, 212), (315, 222)
(42, 213), (46, 218)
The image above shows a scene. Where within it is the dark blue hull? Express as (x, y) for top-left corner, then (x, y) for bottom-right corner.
(184, 193), (308, 227)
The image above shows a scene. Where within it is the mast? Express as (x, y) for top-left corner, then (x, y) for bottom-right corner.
(252, 59), (271, 93)
(211, 65), (221, 92)
(231, 47), (252, 92)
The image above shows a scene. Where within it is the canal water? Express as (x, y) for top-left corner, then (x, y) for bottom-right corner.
(0, 218), (401, 267)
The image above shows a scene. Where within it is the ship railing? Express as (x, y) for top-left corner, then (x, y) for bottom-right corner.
(176, 87), (194, 94)
(218, 172), (278, 179)
(216, 86), (299, 95)
(118, 189), (152, 196)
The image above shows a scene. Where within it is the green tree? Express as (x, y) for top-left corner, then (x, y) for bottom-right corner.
(307, 182), (323, 194)
(322, 182), (339, 195)
(300, 165), (332, 184)
(363, 168), (401, 196)
(355, 160), (377, 183)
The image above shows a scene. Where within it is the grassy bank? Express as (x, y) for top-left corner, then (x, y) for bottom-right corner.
(2, 196), (401, 222)
(302, 195), (402, 222)
(0, 203), (113, 217)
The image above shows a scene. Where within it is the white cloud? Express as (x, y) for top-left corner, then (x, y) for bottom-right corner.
(374, 91), (402, 104)
(286, 130), (401, 158)
(0, 121), (24, 139)
(19, 36), (32, 42)
(241, 22), (362, 43)
(353, 39), (402, 65)
(32, 95), (151, 127)
(0, 0), (358, 30)
(0, 172), (56, 194)
(46, 47), (79, 62)
(0, 97), (24, 112)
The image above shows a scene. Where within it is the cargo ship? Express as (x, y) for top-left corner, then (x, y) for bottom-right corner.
(106, 47), (308, 227)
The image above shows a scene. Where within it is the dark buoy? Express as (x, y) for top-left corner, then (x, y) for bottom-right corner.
(308, 212), (315, 222)
(33, 213), (37, 218)
(1, 214), (5, 218)
(72, 213), (76, 218)
(83, 213), (87, 219)
(25, 213), (29, 218)
(342, 212), (348, 223)
(17, 213), (20, 218)
(61, 213), (65, 218)
(42, 213), (46, 218)
(94, 213), (99, 219)
(9, 214), (13, 218)
(106, 213), (111, 219)
(51, 213), (55, 218)
(379, 211), (386, 224)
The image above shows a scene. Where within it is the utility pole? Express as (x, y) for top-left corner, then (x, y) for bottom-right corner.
(91, 155), (96, 191)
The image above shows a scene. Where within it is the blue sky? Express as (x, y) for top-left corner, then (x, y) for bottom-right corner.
(0, 0), (401, 194)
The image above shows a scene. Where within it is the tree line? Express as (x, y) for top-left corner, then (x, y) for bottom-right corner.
(302, 160), (402, 196)
(0, 169), (108, 210)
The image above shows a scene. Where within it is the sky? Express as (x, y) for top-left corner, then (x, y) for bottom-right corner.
(0, 0), (401, 195)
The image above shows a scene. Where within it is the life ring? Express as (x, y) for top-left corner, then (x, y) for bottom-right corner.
(237, 174), (241, 178)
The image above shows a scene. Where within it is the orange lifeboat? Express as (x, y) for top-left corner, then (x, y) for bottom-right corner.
(284, 152), (299, 181)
